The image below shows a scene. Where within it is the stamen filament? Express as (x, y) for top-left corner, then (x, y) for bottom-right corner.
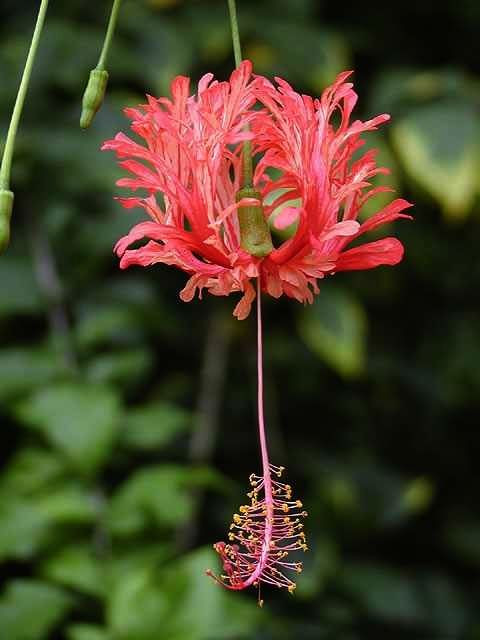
(255, 276), (275, 577)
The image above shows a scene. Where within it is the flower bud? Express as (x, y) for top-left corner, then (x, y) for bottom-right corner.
(0, 189), (13, 253)
(80, 68), (109, 129)
(236, 187), (273, 258)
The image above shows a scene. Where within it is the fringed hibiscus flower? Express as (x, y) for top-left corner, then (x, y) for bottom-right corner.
(102, 61), (412, 320)
(104, 60), (412, 602)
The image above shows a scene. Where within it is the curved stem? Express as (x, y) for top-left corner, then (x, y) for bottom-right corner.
(0, 0), (49, 190)
(97, 0), (123, 70)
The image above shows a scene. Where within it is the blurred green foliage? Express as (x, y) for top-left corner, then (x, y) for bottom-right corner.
(1, 0), (480, 638)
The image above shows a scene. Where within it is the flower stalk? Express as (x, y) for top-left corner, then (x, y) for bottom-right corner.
(0, 0), (50, 252)
(227, 0), (243, 68)
(80, 0), (122, 128)
(227, 0), (273, 257)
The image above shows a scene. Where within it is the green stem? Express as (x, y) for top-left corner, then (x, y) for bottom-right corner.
(242, 140), (253, 188)
(227, 0), (243, 68)
(97, 0), (123, 70)
(227, 0), (254, 189)
(0, 0), (49, 190)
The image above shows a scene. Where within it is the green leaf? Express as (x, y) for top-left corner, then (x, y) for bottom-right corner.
(297, 536), (340, 599)
(15, 383), (122, 474)
(107, 545), (172, 589)
(84, 349), (153, 387)
(0, 579), (72, 640)
(392, 100), (480, 220)
(67, 625), (111, 640)
(107, 548), (261, 640)
(0, 447), (65, 497)
(107, 465), (195, 536)
(75, 304), (142, 351)
(160, 547), (262, 640)
(0, 348), (60, 402)
(121, 402), (191, 450)
(0, 499), (51, 561)
(107, 566), (168, 640)
(0, 483), (96, 561)
(340, 563), (425, 623)
(42, 544), (104, 597)
(0, 256), (42, 314)
(369, 68), (476, 116)
(36, 484), (97, 524)
(298, 287), (367, 377)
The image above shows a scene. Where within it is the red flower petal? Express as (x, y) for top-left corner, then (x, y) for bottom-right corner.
(335, 237), (405, 271)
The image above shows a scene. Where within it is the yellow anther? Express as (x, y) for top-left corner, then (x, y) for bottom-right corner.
(284, 517), (291, 524)
(288, 583), (296, 594)
(239, 505), (249, 513)
(296, 500), (303, 508)
(233, 514), (242, 524)
(285, 485), (291, 491)
(228, 533), (235, 541)
(282, 504), (289, 513)
(259, 599), (264, 608)
(296, 563), (303, 573)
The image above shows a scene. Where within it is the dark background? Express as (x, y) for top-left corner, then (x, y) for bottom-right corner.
(1, 1), (479, 639)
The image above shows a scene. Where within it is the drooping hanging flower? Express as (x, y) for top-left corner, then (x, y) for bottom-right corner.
(104, 59), (412, 601)
(102, 61), (412, 321)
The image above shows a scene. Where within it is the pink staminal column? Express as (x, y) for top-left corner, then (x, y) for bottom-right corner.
(207, 278), (308, 602)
